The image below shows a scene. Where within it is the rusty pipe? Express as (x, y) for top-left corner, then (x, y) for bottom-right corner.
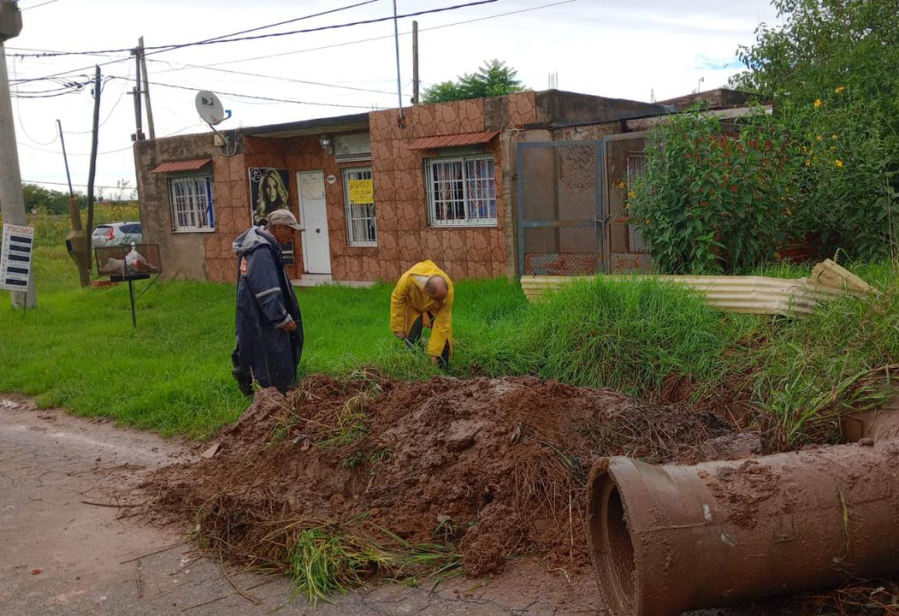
(586, 441), (899, 616)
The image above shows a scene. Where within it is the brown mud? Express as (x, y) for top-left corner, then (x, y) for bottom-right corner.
(146, 375), (739, 578)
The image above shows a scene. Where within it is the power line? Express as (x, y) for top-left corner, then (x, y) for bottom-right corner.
(20, 0), (60, 11)
(8, 0), (384, 84)
(11, 0), (495, 60)
(171, 0), (578, 70)
(145, 59), (398, 96)
(23, 179), (129, 190)
(108, 76), (384, 110)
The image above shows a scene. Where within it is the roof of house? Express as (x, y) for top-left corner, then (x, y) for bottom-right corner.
(243, 112), (370, 138)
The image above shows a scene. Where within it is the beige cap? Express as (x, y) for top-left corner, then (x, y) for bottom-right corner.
(266, 208), (303, 231)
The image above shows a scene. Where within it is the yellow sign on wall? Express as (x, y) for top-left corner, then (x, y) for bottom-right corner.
(348, 179), (374, 204)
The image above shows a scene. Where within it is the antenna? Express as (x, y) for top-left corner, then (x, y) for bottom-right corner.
(195, 90), (234, 153)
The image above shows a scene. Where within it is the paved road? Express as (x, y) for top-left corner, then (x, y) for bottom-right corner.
(0, 396), (604, 616)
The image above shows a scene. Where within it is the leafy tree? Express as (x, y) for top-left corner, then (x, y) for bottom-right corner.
(422, 60), (526, 104)
(22, 184), (86, 216)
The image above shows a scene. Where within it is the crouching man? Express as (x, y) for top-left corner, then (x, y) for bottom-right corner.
(231, 209), (304, 395)
(390, 260), (453, 369)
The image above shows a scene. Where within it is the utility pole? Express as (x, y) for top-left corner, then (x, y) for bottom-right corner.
(131, 45), (144, 141)
(412, 20), (419, 105)
(0, 0), (34, 308)
(138, 37), (155, 139)
(58, 120), (90, 287)
(85, 66), (102, 272)
(392, 0), (404, 126)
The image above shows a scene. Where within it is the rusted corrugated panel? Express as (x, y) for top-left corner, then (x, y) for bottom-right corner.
(407, 131), (500, 150)
(520, 271), (869, 317)
(151, 159), (212, 173)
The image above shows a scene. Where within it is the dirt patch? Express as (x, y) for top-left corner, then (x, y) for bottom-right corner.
(146, 375), (733, 580)
(700, 459), (780, 529)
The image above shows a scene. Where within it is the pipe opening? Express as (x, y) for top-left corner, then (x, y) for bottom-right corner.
(605, 485), (636, 605)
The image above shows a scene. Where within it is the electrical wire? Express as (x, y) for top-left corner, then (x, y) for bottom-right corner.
(11, 0), (496, 59)
(144, 59), (398, 96)
(167, 0), (578, 70)
(107, 76), (384, 110)
(20, 0), (60, 11)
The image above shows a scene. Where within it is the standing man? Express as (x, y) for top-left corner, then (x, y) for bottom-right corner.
(390, 260), (453, 368)
(231, 209), (304, 395)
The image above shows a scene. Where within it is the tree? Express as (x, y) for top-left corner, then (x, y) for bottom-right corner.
(22, 183), (86, 216)
(422, 60), (526, 104)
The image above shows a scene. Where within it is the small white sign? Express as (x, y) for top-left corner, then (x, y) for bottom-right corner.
(0, 223), (34, 293)
(301, 174), (325, 200)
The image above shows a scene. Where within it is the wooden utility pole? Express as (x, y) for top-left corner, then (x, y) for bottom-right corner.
(412, 20), (419, 105)
(85, 66), (102, 273)
(138, 37), (155, 139)
(392, 0), (404, 126)
(0, 1), (34, 308)
(131, 45), (144, 141)
(57, 119), (90, 287)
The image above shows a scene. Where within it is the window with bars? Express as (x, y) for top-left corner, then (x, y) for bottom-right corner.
(168, 176), (214, 232)
(626, 153), (649, 253)
(425, 155), (497, 227)
(343, 167), (376, 246)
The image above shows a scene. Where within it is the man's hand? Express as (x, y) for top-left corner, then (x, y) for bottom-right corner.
(280, 321), (298, 332)
(394, 331), (406, 339)
(430, 355), (439, 366)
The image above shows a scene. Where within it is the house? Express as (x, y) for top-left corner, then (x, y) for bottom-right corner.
(133, 88), (753, 283)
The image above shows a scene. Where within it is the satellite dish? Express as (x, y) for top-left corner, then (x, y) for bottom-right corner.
(196, 91), (226, 125)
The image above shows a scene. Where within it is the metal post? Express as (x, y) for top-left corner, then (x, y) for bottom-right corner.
(412, 20), (419, 105)
(139, 37), (155, 140)
(128, 278), (136, 327)
(0, 38), (35, 308)
(392, 0), (404, 125)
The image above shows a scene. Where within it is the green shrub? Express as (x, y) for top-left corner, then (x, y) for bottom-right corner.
(630, 107), (791, 274)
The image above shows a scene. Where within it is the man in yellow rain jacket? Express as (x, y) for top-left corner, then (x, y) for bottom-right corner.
(390, 261), (453, 368)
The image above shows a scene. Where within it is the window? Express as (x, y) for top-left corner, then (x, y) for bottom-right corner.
(425, 155), (497, 227)
(626, 153), (648, 253)
(168, 176), (214, 232)
(343, 167), (376, 246)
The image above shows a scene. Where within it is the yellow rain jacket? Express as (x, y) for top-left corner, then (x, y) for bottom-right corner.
(390, 261), (454, 357)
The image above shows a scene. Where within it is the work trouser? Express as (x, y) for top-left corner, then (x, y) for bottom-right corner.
(406, 313), (450, 370)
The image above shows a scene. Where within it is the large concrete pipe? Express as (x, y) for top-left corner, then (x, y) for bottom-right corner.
(586, 441), (899, 616)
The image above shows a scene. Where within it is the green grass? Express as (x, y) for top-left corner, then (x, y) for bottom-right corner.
(3, 213), (899, 445)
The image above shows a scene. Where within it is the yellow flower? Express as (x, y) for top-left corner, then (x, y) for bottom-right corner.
(628, 191), (637, 200)
(816, 135), (823, 141)
(834, 159), (843, 167)
(831, 134), (838, 140)
(645, 218), (651, 225)
(814, 99), (823, 108)
(805, 159), (811, 166)
(835, 86), (845, 93)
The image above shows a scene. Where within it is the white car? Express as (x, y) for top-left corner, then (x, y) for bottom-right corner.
(91, 222), (142, 247)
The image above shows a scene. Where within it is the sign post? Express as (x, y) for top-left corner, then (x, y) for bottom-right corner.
(0, 223), (34, 304)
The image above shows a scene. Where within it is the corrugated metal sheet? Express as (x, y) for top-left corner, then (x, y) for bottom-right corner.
(407, 131), (500, 150)
(151, 159), (212, 173)
(520, 272), (868, 317)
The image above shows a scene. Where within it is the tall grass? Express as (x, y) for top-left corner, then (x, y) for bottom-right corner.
(3, 218), (898, 445)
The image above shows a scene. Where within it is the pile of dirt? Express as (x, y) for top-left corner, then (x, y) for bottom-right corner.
(147, 375), (737, 579)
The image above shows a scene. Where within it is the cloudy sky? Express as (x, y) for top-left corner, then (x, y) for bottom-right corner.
(7, 0), (779, 199)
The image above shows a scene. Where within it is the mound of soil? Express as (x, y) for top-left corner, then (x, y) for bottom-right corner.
(147, 375), (736, 578)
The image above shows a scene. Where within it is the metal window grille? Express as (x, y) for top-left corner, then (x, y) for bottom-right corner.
(343, 167), (376, 246)
(425, 155), (496, 227)
(626, 153), (648, 253)
(168, 176), (214, 232)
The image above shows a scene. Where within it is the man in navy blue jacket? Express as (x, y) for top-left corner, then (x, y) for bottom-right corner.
(231, 209), (304, 395)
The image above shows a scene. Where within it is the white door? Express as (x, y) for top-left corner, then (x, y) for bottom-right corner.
(297, 171), (331, 275)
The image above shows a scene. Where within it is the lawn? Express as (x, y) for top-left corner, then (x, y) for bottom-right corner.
(3, 212), (899, 445)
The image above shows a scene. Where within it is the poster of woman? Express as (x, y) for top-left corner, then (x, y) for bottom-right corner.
(248, 167), (296, 265)
(248, 168), (290, 225)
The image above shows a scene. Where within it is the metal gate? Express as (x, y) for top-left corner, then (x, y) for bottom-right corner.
(517, 140), (607, 276)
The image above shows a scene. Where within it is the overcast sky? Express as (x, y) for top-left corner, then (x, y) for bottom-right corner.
(6, 0), (779, 199)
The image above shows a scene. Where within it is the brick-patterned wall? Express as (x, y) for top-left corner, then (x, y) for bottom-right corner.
(368, 100), (509, 283)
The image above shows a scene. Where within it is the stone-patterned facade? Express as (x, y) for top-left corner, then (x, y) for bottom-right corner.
(135, 90), (669, 284)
